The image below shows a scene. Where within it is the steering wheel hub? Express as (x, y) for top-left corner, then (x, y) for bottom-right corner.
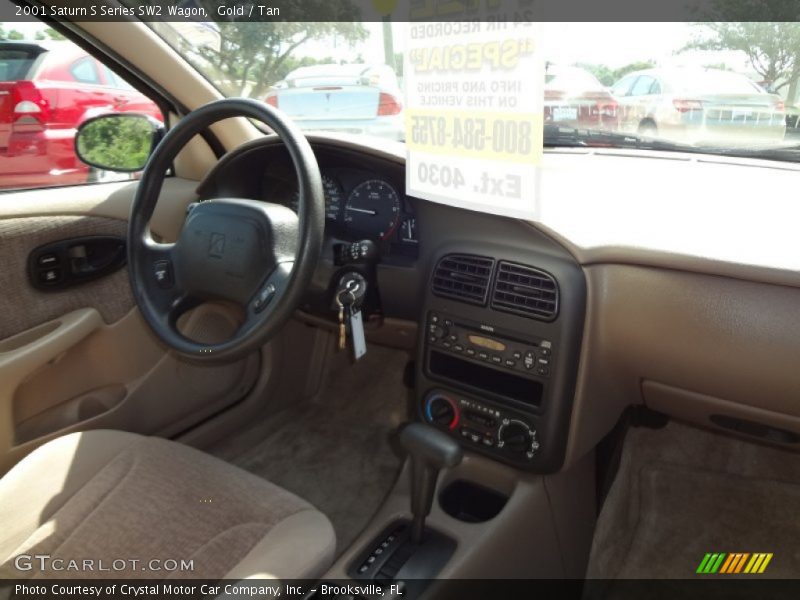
(127, 98), (325, 362)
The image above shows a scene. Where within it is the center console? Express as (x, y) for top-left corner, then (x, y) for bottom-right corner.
(416, 247), (586, 473)
(319, 218), (594, 593)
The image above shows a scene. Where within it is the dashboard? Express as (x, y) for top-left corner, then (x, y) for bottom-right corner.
(263, 167), (418, 254)
(197, 142), (419, 262)
(192, 133), (800, 477)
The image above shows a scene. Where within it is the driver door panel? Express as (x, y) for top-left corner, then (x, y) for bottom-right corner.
(0, 179), (259, 473)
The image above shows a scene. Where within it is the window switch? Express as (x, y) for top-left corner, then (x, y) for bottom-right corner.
(37, 253), (59, 267)
(38, 268), (62, 285)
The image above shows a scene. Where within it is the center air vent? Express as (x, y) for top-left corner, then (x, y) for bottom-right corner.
(432, 254), (495, 305)
(491, 261), (559, 321)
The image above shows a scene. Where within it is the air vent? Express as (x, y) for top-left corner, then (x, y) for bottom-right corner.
(491, 261), (559, 321)
(432, 254), (495, 305)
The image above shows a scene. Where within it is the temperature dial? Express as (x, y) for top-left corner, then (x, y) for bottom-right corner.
(424, 394), (460, 430)
(497, 419), (540, 459)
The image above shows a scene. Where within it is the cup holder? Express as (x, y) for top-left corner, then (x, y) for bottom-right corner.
(439, 479), (509, 523)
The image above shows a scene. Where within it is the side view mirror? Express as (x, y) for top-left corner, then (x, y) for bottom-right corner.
(75, 113), (163, 173)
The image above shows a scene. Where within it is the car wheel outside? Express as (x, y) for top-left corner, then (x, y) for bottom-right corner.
(638, 120), (658, 138)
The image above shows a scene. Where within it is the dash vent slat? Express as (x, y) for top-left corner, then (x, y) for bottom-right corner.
(431, 254), (495, 306)
(491, 261), (559, 321)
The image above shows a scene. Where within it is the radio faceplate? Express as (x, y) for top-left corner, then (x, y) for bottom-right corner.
(427, 311), (554, 378)
(425, 311), (554, 406)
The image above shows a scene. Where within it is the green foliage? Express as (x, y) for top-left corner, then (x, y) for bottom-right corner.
(77, 116), (155, 171)
(196, 21), (368, 97)
(155, 0), (371, 97)
(576, 61), (656, 86)
(43, 27), (66, 41)
(683, 22), (800, 101)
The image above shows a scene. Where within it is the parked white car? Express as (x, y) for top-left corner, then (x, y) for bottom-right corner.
(265, 63), (404, 141)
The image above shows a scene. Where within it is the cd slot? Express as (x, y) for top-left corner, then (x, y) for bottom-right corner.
(428, 350), (543, 408)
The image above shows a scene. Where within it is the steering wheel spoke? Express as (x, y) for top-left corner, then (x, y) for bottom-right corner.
(128, 98), (325, 361)
(248, 261), (294, 317)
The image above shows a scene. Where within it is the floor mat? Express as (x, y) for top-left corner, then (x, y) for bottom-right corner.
(587, 421), (800, 579)
(209, 343), (409, 555)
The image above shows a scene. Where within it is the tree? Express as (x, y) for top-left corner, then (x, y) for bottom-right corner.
(169, 0), (369, 97)
(77, 116), (155, 171)
(684, 23), (800, 104)
(576, 61), (655, 87)
(197, 22), (367, 97)
(42, 27), (66, 41)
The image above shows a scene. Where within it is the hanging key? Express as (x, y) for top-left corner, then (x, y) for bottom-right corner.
(348, 301), (367, 361)
(335, 289), (354, 351)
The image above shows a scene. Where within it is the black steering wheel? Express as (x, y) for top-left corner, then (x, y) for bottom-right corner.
(128, 98), (325, 362)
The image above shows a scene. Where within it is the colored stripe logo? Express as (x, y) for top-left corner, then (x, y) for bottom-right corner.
(697, 553), (773, 574)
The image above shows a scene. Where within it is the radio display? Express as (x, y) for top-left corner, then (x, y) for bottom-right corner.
(467, 335), (506, 352)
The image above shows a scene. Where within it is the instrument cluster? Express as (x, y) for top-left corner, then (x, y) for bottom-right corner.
(264, 167), (418, 252)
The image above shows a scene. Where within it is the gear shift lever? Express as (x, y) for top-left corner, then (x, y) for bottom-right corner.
(400, 423), (463, 544)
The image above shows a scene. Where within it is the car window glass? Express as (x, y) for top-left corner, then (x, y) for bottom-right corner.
(630, 76), (655, 96)
(101, 64), (135, 91)
(70, 57), (100, 84)
(611, 75), (636, 97)
(649, 79), (662, 95)
(0, 28), (164, 192)
(0, 47), (41, 81)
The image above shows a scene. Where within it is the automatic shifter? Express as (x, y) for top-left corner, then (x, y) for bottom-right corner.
(400, 423), (463, 543)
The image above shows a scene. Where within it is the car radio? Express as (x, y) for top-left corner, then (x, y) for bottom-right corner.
(421, 311), (557, 466)
(426, 311), (554, 379)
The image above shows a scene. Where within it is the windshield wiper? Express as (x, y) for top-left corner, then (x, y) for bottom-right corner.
(543, 124), (800, 164)
(543, 124), (694, 153)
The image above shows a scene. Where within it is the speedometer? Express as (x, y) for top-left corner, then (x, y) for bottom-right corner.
(344, 179), (401, 241)
(290, 174), (342, 221)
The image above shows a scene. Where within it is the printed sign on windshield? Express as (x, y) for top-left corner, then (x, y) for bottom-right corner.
(405, 22), (543, 220)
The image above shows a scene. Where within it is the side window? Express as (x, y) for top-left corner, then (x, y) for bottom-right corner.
(70, 57), (100, 85)
(611, 75), (636, 97)
(101, 64), (135, 91)
(630, 76), (655, 96)
(649, 79), (662, 95)
(0, 25), (164, 192)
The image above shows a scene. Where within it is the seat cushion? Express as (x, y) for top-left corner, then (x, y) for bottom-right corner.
(0, 430), (335, 579)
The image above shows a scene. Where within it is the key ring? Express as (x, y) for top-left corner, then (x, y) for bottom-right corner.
(336, 289), (356, 307)
(345, 279), (361, 294)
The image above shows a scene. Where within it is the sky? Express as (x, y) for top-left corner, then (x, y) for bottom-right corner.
(2, 20), (753, 77)
(308, 22), (750, 74)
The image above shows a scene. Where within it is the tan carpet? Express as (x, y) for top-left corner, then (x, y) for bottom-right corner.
(209, 343), (410, 555)
(587, 421), (800, 580)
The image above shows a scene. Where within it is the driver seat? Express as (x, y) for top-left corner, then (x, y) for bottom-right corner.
(0, 430), (336, 579)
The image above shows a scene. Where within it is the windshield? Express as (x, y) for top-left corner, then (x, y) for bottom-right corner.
(147, 21), (800, 156)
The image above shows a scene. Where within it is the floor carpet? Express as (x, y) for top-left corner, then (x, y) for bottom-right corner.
(209, 343), (410, 555)
(587, 421), (800, 580)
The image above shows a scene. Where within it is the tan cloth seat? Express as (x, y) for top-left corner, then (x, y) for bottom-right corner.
(0, 430), (336, 579)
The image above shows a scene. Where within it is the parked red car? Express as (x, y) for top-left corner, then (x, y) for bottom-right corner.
(544, 64), (619, 131)
(0, 41), (162, 190)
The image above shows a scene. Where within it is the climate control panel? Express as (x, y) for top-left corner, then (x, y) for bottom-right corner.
(422, 390), (541, 465)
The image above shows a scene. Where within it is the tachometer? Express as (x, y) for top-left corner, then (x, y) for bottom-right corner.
(290, 174), (342, 221)
(344, 179), (401, 240)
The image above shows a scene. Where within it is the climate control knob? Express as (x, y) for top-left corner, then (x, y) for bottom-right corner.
(498, 419), (539, 458)
(424, 394), (460, 430)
